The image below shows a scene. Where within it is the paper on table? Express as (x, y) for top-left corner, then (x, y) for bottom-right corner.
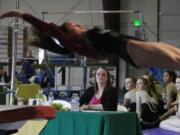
(47, 100), (71, 109)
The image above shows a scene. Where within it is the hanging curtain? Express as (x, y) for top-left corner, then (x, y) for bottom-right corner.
(102, 0), (120, 32)
(102, 0), (121, 89)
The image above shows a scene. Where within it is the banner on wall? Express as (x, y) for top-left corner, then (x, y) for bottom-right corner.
(55, 66), (117, 91)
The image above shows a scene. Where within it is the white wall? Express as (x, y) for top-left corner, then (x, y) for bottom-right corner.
(120, 0), (158, 41)
(159, 0), (180, 48)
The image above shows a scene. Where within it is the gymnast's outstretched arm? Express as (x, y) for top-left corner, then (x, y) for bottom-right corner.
(127, 40), (180, 70)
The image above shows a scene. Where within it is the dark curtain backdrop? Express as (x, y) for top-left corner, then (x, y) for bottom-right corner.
(102, 0), (120, 32)
(102, 0), (121, 89)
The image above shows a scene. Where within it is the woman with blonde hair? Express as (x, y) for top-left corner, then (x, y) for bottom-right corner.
(136, 77), (160, 129)
(142, 74), (166, 116)
(123, 77), (136, 111)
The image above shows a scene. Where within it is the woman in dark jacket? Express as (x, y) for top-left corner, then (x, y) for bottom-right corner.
(80, 67), (118, 111)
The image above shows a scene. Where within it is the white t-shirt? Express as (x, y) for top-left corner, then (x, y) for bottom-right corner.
(124, 89), (136, 103)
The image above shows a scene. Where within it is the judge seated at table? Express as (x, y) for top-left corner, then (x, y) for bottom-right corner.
(80, 67), (118, 111)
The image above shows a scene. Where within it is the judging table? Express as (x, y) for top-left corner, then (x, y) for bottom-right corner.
(40, 111), (141, 135)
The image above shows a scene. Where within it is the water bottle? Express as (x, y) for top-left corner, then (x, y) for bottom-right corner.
(74, 93), (80, 112)
(36, 90), (47, 105)
(48, 92), (54, 104)
(71, 93), (76, 111)
(71, 93), (80, 111)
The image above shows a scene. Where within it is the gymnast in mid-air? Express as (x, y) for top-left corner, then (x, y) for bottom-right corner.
(0, 10), (180, 70)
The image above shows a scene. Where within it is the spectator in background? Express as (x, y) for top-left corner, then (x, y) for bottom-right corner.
(136, 77), (160, 129)
(163, 70), (177, 110)
(21, 49), (38, 81)
(80, 67), (118, 111)
(0, 65), (10, 83)
(0, 65), (10, 105)
(123, 77), (136, 112)
(160, 76), (180, 133)
(142, 74), (166, 116)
